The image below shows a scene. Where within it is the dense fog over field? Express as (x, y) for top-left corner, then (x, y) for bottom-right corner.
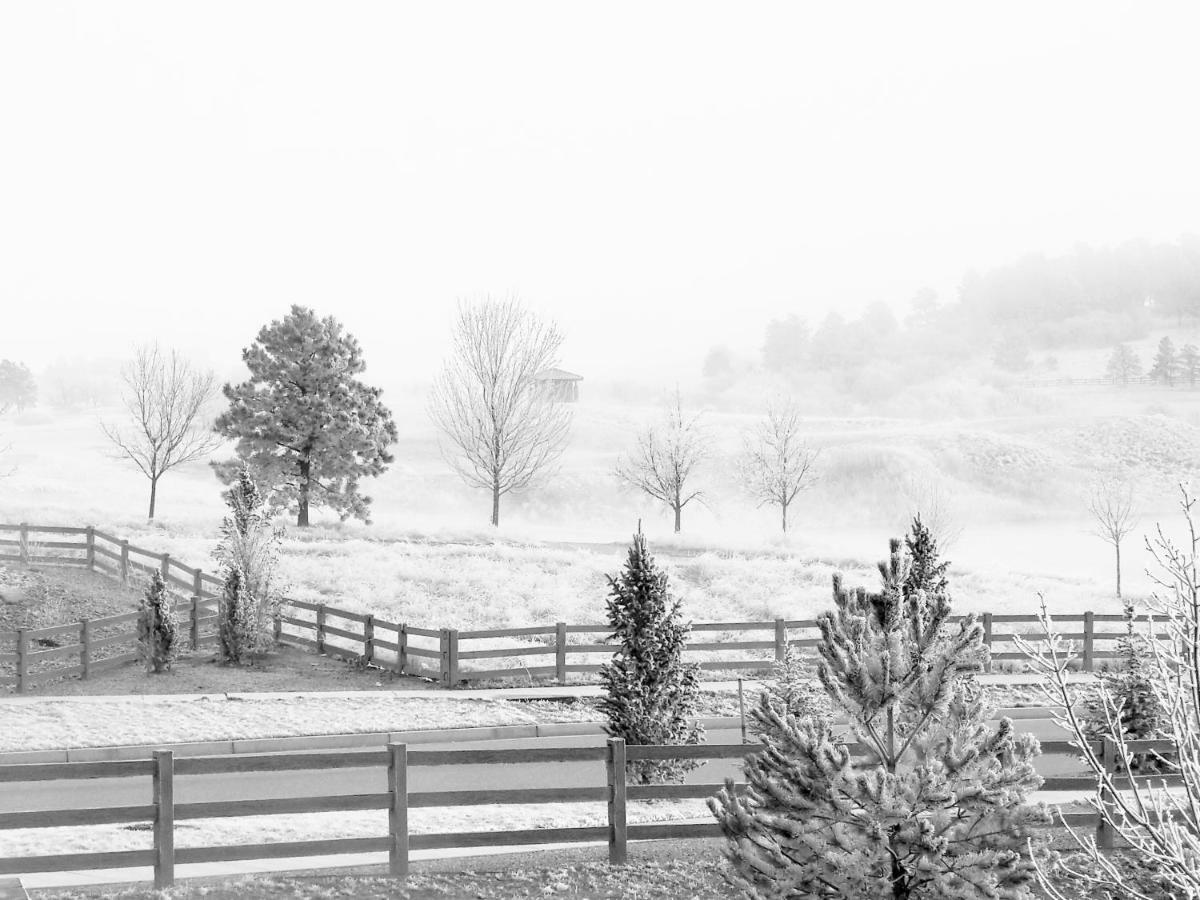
(5, 2), (1200, 621)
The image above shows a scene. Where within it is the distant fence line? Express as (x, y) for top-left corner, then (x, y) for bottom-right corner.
(0, 734), (1169, 884)
(0, 523), (1153, 692)
(1022, 373), (1194, 388)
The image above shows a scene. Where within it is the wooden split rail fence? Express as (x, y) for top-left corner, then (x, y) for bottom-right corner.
(0, 525), (223, 692)
(0, 736), (1177, 885)
(0, 523), (1163, 691)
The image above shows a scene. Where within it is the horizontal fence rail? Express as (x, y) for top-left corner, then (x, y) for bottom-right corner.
(0, 522), (1160, 691)
(0, 735), (1167, 884)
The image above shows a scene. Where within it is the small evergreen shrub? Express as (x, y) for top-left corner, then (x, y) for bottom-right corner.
(598, 528), (702, 784)
(1080, 599), (1169, 773)
(136, 571), (178, 674)
(750, 644), (831, 742)
(213, 464), (284, 664)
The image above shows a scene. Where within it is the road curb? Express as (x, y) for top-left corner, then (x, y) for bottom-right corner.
(0, 709), (1062, 765)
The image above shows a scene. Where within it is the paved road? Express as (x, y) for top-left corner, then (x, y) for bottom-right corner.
(3, 721), (1083, 814)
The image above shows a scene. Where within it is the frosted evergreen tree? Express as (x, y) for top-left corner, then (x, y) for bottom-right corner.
(136, 570), (179, 674)
(214, 305), (398, 526)
(598, 527), (702, 784)
(710, 535), (1050, 900)
(1149, 336), (1180, 386)
(1105, 343), (1142, 386)
(1180, 343), (1200, 388)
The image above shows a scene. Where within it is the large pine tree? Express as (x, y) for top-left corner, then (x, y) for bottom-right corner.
(597, 528), (702, 784)
(214, 306), (398, 526)
(1149, 336), (1180, 386)
(710, 531), (1049, 900)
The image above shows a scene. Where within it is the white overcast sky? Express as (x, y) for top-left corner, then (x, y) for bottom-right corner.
(2, 1), (1199, 384)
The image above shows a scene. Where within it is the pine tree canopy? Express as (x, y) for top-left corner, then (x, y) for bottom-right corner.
(711, 532), (1049, 900)
(214, 305), (398, 526)
(597, 529), (702, 784)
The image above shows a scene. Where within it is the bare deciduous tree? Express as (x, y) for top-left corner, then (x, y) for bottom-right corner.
(738, 399), (818, 533)
(616, 389), (709, 534)
(429, 298), (573, 527)
(902, 475), (964, 551)
(1016, 486), (1200, 900)
(101, 344), (222, 520)
(1088, 476), (1138, 598)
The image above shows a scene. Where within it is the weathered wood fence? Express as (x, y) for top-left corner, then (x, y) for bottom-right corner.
(0, 525), (221, 692)
(0, 736), (1173, 885)
(0, 523), (1157, 691)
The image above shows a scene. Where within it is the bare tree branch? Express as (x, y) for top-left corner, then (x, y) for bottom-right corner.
(737, 397), (818, 533)
(615, 388), (709, 534)
(428, 297), (573, 527)
(101, 343), (223, 520)
(1088, 476), (1139, 598)
(902, 475), (964, 552)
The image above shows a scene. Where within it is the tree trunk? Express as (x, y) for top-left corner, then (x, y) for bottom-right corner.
(781, 500), (788, 533)
(148, 476), (158, 520)
(673, 504), (681, 533)
(297, 456), (311, 527)
(491, 482), (500, 527)
(1115, 541), (1122, 599)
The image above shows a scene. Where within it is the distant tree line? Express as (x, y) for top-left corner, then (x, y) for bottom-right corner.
(1104, 337), (1200, 387)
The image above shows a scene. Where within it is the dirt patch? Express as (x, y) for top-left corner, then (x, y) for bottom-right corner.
(0, 563), (142, 633)
(19, 641), (443, 696)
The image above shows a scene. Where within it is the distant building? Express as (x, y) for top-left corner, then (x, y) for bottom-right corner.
(533, 368), (583, 402)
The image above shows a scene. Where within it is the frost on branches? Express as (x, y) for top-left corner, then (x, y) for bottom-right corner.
(213, 464), (284, 664)
(711, 528), (1050, 900)
(597, 528), (702, 784)
(1016, 485), (1200, 900)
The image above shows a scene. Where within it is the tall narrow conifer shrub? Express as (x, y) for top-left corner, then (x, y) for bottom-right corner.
(711, 532), (1050, 899)
(137, 570), (178, 673)
(598, 528), (702, 784)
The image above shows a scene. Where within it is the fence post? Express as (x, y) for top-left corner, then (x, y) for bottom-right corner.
(81, 619), (91, 680)
(316, 605), (327, 654)
(982, 612), (993, 673)
(1083, 611), (1095, 672)
(447, 629), (460, 686)
(397, 624), (408, 675)
(774, 618), (787, 662)
(274, 602), (283, 643)
(15, 629), (28, 694)
(191, 570), (204, 650)
(160, 554), (170, 580)
(388, 742), (409, 877)
(556, 621), (567, 685)
(18, 523), (28, 565)
(120, 540), (129, 583)
(85, 525), (96, 570)
(606, 737), (628, 865)
(1098, 736), (1117, 851)
(363, 615), (375, 665)
(152, 750), (175, 888)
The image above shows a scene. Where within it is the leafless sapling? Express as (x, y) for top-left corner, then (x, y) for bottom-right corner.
(429, 297), (572, 527)
(1087, 476), (1138, 598)
(738, 399), (818, 533)
(902, 475), (964, 552)
(616, 389), (709, 534)
(101, 343), (222, 520)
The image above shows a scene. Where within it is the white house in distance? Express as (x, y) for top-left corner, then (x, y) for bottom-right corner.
(533, 368), (583, 402)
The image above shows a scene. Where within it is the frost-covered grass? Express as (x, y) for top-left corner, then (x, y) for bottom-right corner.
(4, 399), (1196, 640)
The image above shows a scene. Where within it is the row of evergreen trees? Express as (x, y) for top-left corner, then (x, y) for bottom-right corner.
(1106, 336), (1200, 386)
(598, 520), (1053, 898)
